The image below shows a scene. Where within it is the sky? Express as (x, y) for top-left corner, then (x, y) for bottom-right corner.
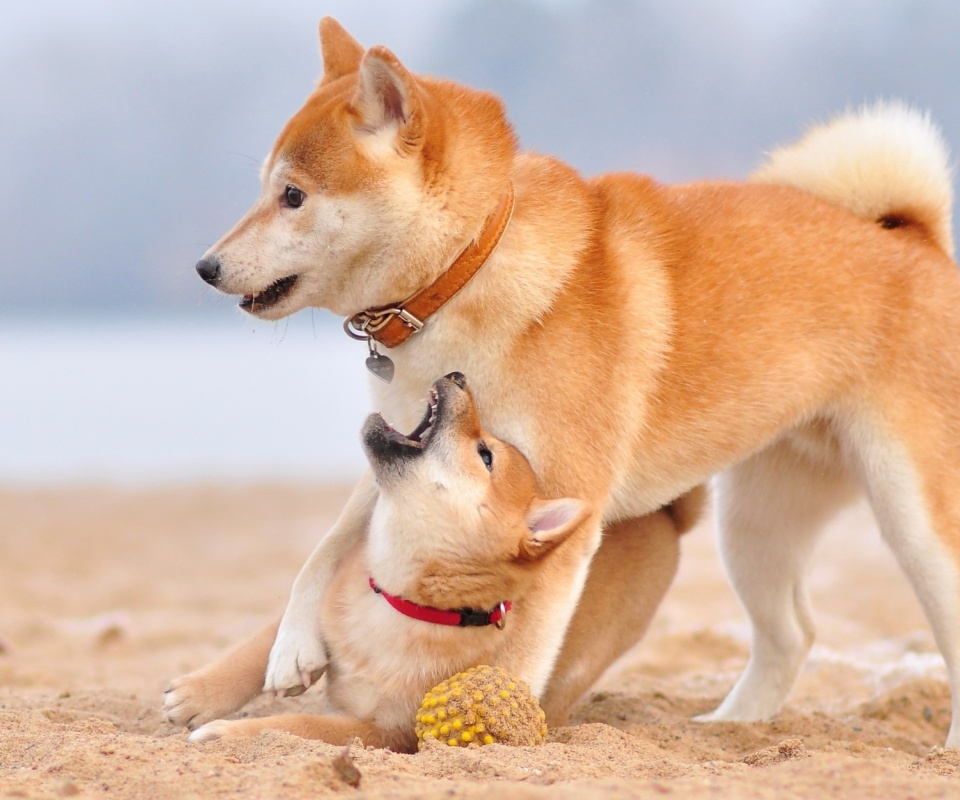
(1, 0), (959, 483)
(2, 0), (958, 319)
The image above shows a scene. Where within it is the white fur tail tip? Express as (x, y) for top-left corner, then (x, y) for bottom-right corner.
(752, 102), (955, 259)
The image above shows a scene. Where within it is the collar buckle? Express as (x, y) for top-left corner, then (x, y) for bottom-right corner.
(344, 307), (424, 341)
(458, 607), (498, 627)
(393, 307), (425, 333)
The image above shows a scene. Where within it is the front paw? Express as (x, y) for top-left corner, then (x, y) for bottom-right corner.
(263, 628), (328, 696)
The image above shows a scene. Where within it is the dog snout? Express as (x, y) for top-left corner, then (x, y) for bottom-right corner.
(196, 255), (222, 285)
(444, 372), (467, 389)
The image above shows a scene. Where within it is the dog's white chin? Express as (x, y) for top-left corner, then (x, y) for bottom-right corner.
(239, 292), (307, 321)
(242, 304), (294, 321)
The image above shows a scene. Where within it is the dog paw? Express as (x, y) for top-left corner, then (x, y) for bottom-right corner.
(263, 628), (328, 696)
(188, 719), (236, 743)
(163, 672), (245, 730)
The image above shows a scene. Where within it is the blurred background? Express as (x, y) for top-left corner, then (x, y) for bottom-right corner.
(2, 0), (959, 485)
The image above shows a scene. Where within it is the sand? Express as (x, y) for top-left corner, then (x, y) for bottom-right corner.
(2, 484), (959, 798)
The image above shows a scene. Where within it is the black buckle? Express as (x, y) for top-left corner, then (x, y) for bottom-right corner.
(457, 608), (494, 627)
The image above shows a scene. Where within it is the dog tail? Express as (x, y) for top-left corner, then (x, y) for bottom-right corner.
(752, 102), (955, 259)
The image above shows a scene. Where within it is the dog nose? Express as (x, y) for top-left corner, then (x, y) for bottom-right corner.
(196, 255), (221, 285)
(444, 372), (467, 389)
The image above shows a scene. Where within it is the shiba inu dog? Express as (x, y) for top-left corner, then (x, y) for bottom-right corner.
(185, 373), (590, 750)
(169, 17), (960, 746)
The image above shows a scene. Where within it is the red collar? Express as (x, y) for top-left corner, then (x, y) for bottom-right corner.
(369, 577), (511, 630)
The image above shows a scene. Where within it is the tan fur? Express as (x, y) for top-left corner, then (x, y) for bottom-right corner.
(171, 19), (960, 748)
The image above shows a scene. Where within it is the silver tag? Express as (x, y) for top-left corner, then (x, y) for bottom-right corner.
(365, 350), (395, 383)
(362, 336), (395, 383)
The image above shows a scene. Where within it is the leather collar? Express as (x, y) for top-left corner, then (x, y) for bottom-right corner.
(345, 185), (515, 349)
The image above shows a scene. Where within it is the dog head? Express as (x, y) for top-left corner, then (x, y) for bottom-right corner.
(196, 17), (516, 320)
(361, 372), (589, 612)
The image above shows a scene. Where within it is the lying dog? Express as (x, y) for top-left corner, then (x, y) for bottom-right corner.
(170, 17), (960, 747)
(187, 373), (588, 750)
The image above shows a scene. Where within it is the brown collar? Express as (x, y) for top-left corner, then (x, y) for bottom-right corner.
(344, 185), (515, 349)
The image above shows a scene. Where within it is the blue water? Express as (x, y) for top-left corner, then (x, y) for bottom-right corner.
(0, 315), (373, 485)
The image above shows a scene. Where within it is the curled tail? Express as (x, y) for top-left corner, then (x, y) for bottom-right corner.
(752, 102), (955, 259)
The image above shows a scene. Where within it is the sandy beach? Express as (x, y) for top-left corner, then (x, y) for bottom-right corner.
(2, 484), (958, 798)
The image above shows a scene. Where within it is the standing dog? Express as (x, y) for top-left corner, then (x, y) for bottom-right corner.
(169, 17), (960, 747)
(188, 373), (590, 750)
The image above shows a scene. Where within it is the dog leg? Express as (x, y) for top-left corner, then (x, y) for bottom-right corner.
(540, 508), (682, 725)
(699, 435), (856, 722)
(164, 618), (280, 729)
(189, 713), (414, 752)
(847, 417), (960, 748)
(264, 471), (378, 695)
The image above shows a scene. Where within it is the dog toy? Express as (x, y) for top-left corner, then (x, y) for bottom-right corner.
(415, 665), (547, 748)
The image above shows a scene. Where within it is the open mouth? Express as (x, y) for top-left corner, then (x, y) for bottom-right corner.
(239, 274), (298, 313)
(363, 386), (441, 462)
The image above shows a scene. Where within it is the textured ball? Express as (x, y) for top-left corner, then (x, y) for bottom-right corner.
(415, 665), (547, 749)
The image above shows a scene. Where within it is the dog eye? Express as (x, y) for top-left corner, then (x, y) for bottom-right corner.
(283, 185), (305, 208)
(478, 443), (494, 472)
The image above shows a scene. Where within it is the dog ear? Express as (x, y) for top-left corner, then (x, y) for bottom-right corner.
(318, 17), (364, 84)
(349, 46), (423, 151)
(519, 498), (589, 561)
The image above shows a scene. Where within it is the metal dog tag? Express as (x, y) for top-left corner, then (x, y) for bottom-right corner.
(365, 340), (395, 383)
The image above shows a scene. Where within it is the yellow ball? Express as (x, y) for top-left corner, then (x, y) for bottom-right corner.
(415, 665), (547, 749)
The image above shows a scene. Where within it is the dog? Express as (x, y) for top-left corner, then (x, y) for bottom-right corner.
(185, 372), (591, 749)
(167, 17), (960, 747)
